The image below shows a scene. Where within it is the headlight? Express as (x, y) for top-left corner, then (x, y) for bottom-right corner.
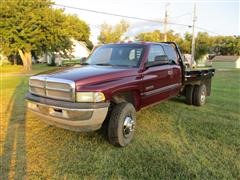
(76, 92), (105, 102)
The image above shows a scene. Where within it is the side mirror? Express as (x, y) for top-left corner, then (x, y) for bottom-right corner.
(154, 55), (169, 64)
(146, 55), (169, 68)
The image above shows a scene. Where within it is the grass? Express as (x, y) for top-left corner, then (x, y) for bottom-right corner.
(1, 64), (63, 74)
(0, 65), (240, 179)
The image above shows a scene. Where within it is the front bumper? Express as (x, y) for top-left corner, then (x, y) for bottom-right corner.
(26, 93), (110, 132)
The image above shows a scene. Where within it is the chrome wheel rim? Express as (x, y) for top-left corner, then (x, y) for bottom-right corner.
(123, 116), (135, 138)
(200, 90), (206, 104)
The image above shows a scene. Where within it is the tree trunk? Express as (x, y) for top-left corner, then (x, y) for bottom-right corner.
(13, 55), (17, 65)
(18, 49), (32, 71)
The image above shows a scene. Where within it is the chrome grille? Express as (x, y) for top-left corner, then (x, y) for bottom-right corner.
(29, 76), (75, 101)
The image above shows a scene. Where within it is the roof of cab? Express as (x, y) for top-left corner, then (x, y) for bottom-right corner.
(103, 41), (170, 46)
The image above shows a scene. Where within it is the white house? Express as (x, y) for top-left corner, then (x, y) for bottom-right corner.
(212, 56), (240, 69)
(38, 40), (90, 65)
(70, 40), (90, 60)
(0, 54), (9, 65)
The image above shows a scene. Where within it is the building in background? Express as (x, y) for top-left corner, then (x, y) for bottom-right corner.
(38, 40), (90, 65)
(212, 56), (240, 69)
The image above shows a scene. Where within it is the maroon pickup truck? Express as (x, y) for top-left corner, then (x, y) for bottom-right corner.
(26, 42), (215, 147)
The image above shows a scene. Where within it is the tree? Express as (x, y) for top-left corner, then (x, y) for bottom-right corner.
(178, 32), (192, 54)
(136, 30), (183, 44)
(136, 29), (239, 61)
(195, 32), (212, 60)
(98, 20), (129, 44)
(0, 0), (90, 71)
(136, 30), (163, 42)
(212, 35), (240, 56)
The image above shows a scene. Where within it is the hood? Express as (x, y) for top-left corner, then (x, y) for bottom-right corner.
(39, 65), (138, 85)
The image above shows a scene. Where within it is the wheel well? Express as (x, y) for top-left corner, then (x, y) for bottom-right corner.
(111, 91), (140, 110)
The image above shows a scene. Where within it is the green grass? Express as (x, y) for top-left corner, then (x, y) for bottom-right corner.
(0, 67), (239, 179)
(212, 62), (236, 69)
(1, 64), (63, 74)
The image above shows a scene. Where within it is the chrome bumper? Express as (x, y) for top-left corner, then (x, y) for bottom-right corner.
(26, 94), (109, 132)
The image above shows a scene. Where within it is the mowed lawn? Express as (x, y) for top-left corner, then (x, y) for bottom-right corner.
(0, 65), (239, 179)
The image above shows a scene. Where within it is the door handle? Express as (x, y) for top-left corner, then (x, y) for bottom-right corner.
(137, 73), (144, 79)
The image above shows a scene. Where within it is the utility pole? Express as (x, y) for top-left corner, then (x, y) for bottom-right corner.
(164, 3), (170, 42)
(191, 3), (197, 68)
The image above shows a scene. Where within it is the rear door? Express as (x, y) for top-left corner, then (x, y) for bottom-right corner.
(141, 44), (175, 107)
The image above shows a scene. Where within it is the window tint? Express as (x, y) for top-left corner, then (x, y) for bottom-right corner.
(87, 45), (144, 67)
(147, 45), (165, 62)
(163, 45), (178, 63)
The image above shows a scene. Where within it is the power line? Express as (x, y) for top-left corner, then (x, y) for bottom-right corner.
(170, 12), (192, 19)
(54, 3), (220, 35)
(54, 4), (189, 27)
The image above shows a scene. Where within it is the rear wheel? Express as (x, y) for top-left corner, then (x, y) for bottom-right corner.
(193, 84), (207, 106)
(107, 102), (136, 147)
(185, 85), (194, 105)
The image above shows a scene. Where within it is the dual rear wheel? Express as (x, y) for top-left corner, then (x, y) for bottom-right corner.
(185, 84), (207, 106)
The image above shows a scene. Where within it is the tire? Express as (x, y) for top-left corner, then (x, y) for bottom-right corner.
(107, 102), (136, 147)
(193, 84), (207, 106)
(185, 85), (194, 105)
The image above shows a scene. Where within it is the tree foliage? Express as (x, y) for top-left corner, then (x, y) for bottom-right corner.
(98, 20), (129, 44)
(136, 30), (240, 60)
(136, 30), (186, 51)
(0, 0), (91, 70)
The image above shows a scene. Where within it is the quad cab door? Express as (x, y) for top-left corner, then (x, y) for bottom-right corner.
(140, 44), (181, 107)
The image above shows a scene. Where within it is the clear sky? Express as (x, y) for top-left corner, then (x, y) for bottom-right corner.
(54, 0), (239, 44)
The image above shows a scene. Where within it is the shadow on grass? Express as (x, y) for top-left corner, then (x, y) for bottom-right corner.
(0, 81), (27, 179)
(170, 96), (186, 104)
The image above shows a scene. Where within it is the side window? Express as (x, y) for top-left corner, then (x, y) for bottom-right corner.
(147, 45), (165, 62)
(129, 48), (143, 61)
(163, 45), (178, 63)
(129, 49), (135, 60)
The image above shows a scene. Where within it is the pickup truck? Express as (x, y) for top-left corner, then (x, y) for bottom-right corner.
(26, 42), (215, 147)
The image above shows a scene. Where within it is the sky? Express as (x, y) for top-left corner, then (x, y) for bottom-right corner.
(54, 0), (239, 44)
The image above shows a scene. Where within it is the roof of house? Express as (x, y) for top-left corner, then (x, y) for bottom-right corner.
(212, 56), (240, 62)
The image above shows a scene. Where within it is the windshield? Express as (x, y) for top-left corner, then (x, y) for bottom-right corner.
(86, 44), (145, 67)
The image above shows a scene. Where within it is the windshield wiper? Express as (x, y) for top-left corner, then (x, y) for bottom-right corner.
(94, 63), (112, 66)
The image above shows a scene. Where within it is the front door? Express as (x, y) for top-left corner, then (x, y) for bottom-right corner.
(140, 45), (176, 107)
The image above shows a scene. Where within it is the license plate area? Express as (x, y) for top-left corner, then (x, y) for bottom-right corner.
(49, 107), (69, 119)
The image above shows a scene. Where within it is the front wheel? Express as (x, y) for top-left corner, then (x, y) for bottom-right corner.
(107, 102), (136, 147)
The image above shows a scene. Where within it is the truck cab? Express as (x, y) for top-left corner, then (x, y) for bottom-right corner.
(26, 42), (215, 147)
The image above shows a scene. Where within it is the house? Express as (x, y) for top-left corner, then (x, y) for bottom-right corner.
(37, 40), (90, 65)
(212, 56), (240, 69)
(69, 40), (90, 60)
(0, 54), (10, 65)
